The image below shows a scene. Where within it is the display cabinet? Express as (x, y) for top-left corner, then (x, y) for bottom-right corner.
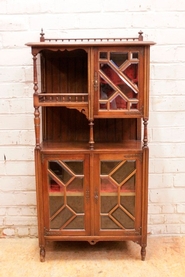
(26, 30), (154, 261)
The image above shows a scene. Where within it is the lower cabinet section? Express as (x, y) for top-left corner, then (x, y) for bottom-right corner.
(36, 149), (148, 261)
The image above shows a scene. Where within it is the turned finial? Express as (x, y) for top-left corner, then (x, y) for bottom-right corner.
(40, 28), (45, 42)
(138, 30), (143, 41)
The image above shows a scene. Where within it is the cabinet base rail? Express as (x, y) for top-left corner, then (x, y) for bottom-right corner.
(39, 236), (146, 262)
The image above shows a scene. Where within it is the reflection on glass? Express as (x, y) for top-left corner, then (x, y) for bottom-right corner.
(100, 52), (108, 59)
(48, 160), (85, 230)
(132, 52), (138, 59)
(112, 161), (136, 184)
(110, 52), (128, 66)
(100, 160), (136, 230)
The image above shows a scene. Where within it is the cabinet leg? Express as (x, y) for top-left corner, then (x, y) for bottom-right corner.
(141, 246), (146, 261)
(40, 246), (45, 262)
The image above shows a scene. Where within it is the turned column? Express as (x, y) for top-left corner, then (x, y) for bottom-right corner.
(89, 120), (94, 150)
(32, 52), (40, 149)
(143, 118), (148, 148)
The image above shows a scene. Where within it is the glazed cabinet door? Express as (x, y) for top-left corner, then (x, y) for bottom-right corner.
(42, 154), (91, 236)
(93, 153), (142, 236)
(93, 47), (145, 118)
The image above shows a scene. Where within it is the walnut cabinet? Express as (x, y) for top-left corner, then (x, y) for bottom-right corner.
(26, 30), (154, 261)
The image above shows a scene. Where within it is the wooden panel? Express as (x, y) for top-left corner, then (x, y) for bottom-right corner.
(43, 107), (89, 142)
(43, 107), (140, 143)
(41, 49), (88, 94)
(94, 118), (140, 142)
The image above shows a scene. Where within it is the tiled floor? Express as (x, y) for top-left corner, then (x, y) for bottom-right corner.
(0, 236), (185, 277)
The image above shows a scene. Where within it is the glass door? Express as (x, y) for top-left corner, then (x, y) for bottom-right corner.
(94, 154), (141, 235)
(94, 47), (144, 117)
(43, 154), (90, 235)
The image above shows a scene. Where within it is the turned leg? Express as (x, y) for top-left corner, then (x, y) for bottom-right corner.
(40, 246), (45, 262)
(141, 246), (146, 261)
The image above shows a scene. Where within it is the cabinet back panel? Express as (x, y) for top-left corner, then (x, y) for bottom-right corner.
(43, 107), (89, 142)
(43, 107), (139, 142)
(41, 50), (88, 93)
(94, 118), (139, 142)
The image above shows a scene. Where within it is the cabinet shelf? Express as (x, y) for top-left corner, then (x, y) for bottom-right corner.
(49, 191), (135, 197)
(100, 191), (135, 196)
(41, 141), (143, 153)
(49, 191), (84, 197)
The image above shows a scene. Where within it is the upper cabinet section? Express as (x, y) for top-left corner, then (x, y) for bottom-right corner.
(26, 30), (155, 119)
(32, 47), (90, 117)
(39, 49), (89, 116)
(41, 49), (88, 95)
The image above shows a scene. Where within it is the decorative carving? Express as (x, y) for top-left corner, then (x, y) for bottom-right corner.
(38, 93), (88, 104)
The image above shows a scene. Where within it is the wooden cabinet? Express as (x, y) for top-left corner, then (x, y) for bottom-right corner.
(26, 30), (154, 261)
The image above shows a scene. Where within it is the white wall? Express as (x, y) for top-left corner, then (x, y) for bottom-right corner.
(0, 0), (185, 237)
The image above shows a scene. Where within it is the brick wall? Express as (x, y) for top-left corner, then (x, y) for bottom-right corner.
(0, 0), (185, 237)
